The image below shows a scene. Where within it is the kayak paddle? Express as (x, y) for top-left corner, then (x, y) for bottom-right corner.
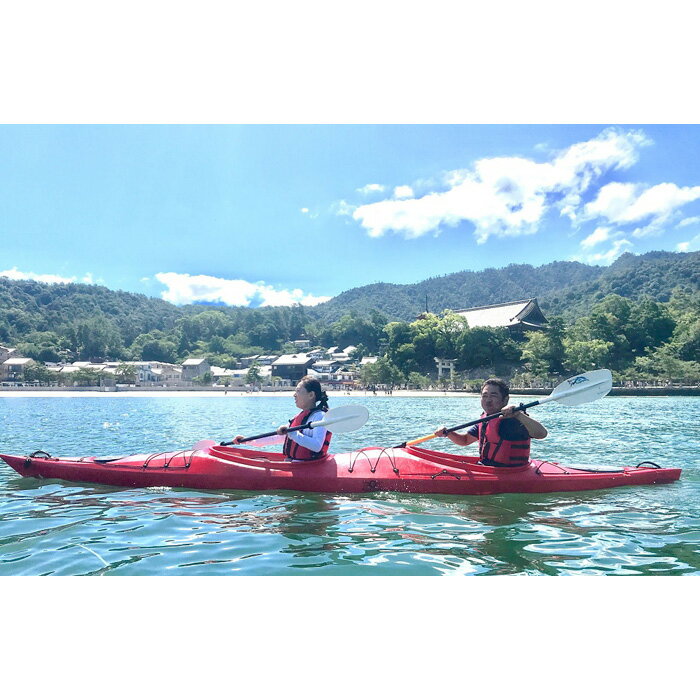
(393, 368), (613, 449)
(194, 404), (370, 450)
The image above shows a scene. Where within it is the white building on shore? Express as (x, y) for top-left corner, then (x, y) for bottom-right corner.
(1, 357), (35, 382)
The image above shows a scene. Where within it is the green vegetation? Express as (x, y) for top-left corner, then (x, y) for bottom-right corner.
(356, 291), (700, 387)
(245, 364), (262, 387)
(1, 251), (699, 385)
(314, 251), (700, 323)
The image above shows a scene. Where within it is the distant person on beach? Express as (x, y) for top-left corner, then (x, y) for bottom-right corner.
(435, 378), (547, 467)
(232, 375), (332, 460)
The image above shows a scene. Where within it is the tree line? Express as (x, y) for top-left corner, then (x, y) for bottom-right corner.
(359, 290), (700, 387)
(9, 286), (700, 387)
(2, 252), (699, 385)
(311, 250), (700, 323)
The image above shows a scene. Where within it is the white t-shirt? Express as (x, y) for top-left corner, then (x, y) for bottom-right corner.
(244, 409), (328, 454)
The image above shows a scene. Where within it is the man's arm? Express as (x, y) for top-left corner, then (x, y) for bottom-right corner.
(501, 405), (548, 439)
(436, 425), (479, 446)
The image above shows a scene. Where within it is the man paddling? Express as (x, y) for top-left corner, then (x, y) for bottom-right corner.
(436, 378), (547, 467)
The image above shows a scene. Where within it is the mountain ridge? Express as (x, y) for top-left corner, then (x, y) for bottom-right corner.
(0, 251), (698, 346)
(311, 251), (699, 322)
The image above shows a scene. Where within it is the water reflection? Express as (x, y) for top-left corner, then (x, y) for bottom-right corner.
(0, 482), (695, 575)
(1, 395), (699, 575)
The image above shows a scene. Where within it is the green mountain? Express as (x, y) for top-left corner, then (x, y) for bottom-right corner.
(312, 250), (700, 322)
(1, 251), (698, 353)
(0, 277), (185, 346)
(541, 251), (700, 318)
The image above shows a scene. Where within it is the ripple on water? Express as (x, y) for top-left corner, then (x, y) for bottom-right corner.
(0, 395), (699, 575)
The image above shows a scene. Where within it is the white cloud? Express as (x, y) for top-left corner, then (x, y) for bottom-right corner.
(581, 238), (633, 264)
(583, 182), (638, 221)
(349, 128), (650, 243)
(0, 267), (96, 284)
(334, 199), (355, 217)
(393, 185), (414, 199)
(629, 221), (667, 238)
(357, 183), (386, 195)
(154, 272), (331, 307)
(677, 233), (700, 253)
(584, 181), (700, 236)
(300, 206), (318, 219)
(677, 215), (700, 228)
(581, 226), (611, 249)
(626, 183), (700, 223)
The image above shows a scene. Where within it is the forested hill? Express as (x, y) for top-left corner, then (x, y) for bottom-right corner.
(312, 260), (602, 322)
(312, 251), (700, 322)
(0, 250), (698, 353)
(542, 250), (700, 318)
(0, 277), (186, 346)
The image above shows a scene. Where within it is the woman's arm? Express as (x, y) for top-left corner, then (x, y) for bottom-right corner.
(233, 433), (285, 447)
(286, 424), (328, 453)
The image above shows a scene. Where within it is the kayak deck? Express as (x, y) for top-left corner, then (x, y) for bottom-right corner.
(0, 444), (682, 495)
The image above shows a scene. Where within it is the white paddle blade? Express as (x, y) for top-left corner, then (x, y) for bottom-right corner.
(310, 404), (369, 434)
(548, 369), (613, 406)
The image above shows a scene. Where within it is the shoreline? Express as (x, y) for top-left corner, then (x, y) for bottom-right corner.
(1, 387), (699, 398)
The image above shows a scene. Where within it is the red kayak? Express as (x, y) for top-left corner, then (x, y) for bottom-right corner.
(0, 444), (681, 495)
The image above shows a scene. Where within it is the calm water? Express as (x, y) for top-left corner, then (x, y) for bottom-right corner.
(1, 394), (699, 576)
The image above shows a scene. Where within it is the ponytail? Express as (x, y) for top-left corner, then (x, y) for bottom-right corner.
(317, 390), (329, 412)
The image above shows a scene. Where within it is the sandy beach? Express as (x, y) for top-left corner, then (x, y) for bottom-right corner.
(2, 387), (696, 398)
(0, 388), (483, 399)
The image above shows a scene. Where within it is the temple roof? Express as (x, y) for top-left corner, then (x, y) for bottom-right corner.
(453, 299), (548, 330)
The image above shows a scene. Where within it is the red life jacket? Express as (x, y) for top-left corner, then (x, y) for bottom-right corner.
(283, 409), (332, 461)
(478, 414), (531, 467)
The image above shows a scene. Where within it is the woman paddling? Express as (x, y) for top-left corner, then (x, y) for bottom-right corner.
(233, 375), (332, 460)
(436, 378), (547, 467)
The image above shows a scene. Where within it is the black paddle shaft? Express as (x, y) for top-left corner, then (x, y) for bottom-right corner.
(393, 399), (540, 449)
(220, 420), (315, 446)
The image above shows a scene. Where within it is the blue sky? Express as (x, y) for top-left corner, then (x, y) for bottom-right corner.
(1, 124), (699, 308)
